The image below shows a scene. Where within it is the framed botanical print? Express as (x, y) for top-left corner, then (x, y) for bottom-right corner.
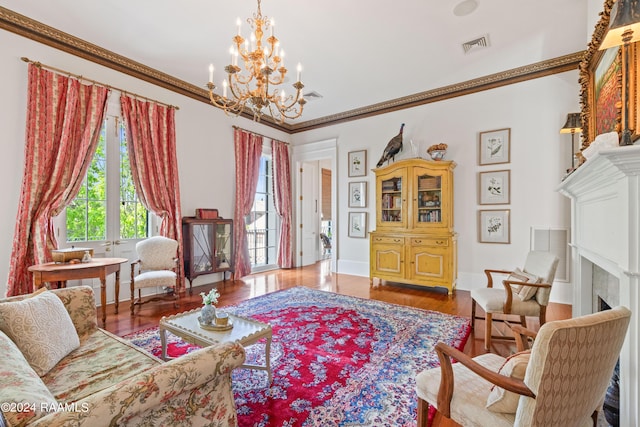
(478, 170), (510, 205)
(348, 181), (367, 208)
(348, 212), (367, 238)
(478, 209), (510, 244)
(348, 150), (367, 177)
(479, 128), (511, 166)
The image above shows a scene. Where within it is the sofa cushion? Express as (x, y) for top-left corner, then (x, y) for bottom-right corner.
(42, 328), (160, 402)
(486, 350), (531, 413)
(0, 290), (80, 376)
(0, 330), (57, 426)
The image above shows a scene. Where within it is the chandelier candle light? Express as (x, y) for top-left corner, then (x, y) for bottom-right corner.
(207, 0), (306, 123)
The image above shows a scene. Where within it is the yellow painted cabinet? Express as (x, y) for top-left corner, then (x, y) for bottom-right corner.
(370, 159), (457, 294)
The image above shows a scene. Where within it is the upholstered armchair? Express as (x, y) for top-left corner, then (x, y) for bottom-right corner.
(416, 306), (631, 427)
(130, 236), (180, 314)
(471, 251), (559, 350)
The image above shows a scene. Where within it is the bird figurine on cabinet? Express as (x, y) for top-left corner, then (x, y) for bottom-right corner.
(376, 123), (405, 167)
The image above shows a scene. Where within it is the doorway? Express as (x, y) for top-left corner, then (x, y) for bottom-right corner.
(292, 139), (337, 271)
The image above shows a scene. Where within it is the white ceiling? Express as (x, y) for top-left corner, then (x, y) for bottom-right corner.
(2, 0), (588, 124)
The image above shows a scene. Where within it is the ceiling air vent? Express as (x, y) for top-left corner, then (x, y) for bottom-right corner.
(462, 34), (490, 54)
(303, 90), (323, 100)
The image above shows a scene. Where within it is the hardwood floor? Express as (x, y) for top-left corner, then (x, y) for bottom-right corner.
(104, 260), (571, 426)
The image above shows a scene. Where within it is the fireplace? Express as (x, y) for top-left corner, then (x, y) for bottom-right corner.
(558, 145), (640, 427)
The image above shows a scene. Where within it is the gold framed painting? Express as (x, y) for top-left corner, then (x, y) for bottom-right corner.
(580, 0), (640, 146)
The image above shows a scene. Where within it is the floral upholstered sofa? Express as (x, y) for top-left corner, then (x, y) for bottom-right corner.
(0, 286), (245, 426)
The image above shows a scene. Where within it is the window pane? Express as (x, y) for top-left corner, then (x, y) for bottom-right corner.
(66, 124), (106, 242)
(246, 155), (279, 268)
(119, 122), (148, 239)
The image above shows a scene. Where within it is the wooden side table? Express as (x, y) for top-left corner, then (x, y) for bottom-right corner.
(28, 257), (128, 327)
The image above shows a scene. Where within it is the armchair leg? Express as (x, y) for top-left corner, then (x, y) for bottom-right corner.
(519, 316), (527, 328)
(485, 313), (492, 350)
(471, 300), (476, 330)
(130, 281), (135, 315)
(417, 397), (430, 427)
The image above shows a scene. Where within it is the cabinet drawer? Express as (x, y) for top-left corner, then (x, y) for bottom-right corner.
(411, 237), (449, 247)
(372, 236), (405, 244)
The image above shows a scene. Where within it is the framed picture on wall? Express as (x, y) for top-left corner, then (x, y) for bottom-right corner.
(348, 181), (367, 208)
(478, 209), (510, 244)
(478, 170), (510, 205)
(348, 150), (367, 177)
(580, 0), (640, 144)
(479, 128), (511, 165)
(348, 212), (367, 238)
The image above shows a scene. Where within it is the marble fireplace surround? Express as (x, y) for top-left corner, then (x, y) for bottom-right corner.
(558, 145), (640, 426)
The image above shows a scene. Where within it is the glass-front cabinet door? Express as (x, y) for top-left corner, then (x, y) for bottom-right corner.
(376, 168), (408, 229)
(214, 220), (233, 272)
(186, 221), (214, 277)
(413, 167), (450, 230)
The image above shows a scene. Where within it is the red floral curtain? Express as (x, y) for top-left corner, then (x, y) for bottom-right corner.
(7, 64), (109, 296)
(120, 95), (184, 290)
(272, 140), (293, 268)
(233, 128), (263, 278)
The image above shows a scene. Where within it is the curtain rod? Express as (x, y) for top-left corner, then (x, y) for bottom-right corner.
(233, 125), (289, 145)
(21, 57), (180, 110)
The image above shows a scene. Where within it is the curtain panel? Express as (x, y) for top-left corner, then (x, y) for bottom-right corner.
(120, 95), (184, 290)
(233, 128), (263, 278)
(272, 140), (293, 268)
(7, 64), (109, 296)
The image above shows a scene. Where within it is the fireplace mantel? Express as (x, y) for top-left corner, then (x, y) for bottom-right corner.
(558, 144), (640, 426)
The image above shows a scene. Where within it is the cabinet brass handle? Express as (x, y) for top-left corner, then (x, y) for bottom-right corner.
(436, 240), (444, 245)
(394, 239), (402, 242)
(415, 240), (422, 244)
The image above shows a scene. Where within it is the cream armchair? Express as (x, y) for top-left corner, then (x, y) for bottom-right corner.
(416, 306), (631, 427)
(471, 251), (559, 350)
(130, 235), (180, 314)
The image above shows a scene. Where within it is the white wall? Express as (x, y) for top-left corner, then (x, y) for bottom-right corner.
(292, 72), (580, 304)
(0, 29), (290, 298)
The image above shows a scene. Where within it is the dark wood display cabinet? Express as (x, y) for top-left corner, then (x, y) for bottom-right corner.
(182, 217), (234, 293)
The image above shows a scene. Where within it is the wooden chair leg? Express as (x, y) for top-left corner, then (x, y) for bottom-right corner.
(417, 397), (430, 427)
(520, 315), (527, 328)
(471, 300), (476, 330)
(130, 281), (135, 315)
(485, 313), (492, 350)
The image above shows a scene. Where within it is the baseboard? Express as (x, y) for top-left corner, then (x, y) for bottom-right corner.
(336, 260), (369, 277)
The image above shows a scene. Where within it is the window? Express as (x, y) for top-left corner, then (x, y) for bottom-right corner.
(246, 153), (279, 270)
(65, 117), (149, 244)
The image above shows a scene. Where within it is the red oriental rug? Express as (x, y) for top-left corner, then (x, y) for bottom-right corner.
(124, 287), (470, 427)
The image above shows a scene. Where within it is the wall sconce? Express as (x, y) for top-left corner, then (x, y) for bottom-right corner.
(600, 0), (640, 146)
(560, 113), (582, 171)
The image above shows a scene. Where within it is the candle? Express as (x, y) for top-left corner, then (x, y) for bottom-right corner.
(281, 89), (286, 103)
(280, 50), (285, 68)
(270, 18), (274, 37)
(223, 80), (228, 98)
(297, 63), (302, 82)
(208, 64), (214, 83)
(236, 17), (241, 35)
(229, 46), (234, 65)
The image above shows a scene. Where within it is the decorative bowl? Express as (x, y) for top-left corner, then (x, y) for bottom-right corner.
(429, 150), (446, 161)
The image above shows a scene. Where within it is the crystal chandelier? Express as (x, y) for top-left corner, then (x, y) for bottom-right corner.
(206, 0), (306, 123)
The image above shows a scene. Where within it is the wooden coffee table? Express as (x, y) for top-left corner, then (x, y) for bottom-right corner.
(159, 309), (273, 383)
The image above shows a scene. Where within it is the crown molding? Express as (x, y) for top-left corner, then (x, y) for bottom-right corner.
(0, 6), (583, 135)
